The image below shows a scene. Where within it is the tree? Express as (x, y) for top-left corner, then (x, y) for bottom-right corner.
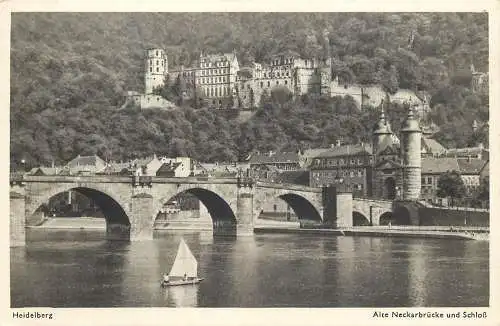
(436, 170), (466, 206)
(477, 176), (489, 204)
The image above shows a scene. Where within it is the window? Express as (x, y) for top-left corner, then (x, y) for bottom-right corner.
(286, 71), (289, 76)
(157, 68), (159, 72)
(350, 159), (355, 165)
(421, 177), (425, 184)
(247, 84), (251, 90)
(156, 60), (159, 66)
(276, 81), (279, 85)
(285, 80), (288, 85)
(260, 82), (263, 88)
(427, 177), (432, 184)
(150, 67), (152, 72)
(267, 81), (270, 87)
(156, 51), (158, 56)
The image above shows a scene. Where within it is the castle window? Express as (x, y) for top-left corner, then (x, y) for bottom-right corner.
(156, 60), (159, 66)
(267, 81), (270, 87)
(286, 72), (289, 76)
(421, 177), (425, 184)
(156, 51), (158, 56)
(285, 80), (288, 85)
(150, 60), (152, 65)
(427, 177), (432, 184)
(260, 82), (263, 88)
(157, 68), (159, 72)
(150, 67), (152, 72)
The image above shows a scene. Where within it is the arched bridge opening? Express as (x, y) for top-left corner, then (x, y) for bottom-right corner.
(158, 188), (237, 236)
(257, 193), (322, 224)
(353, 211), (370, 226)
(31, 187), (130, 240)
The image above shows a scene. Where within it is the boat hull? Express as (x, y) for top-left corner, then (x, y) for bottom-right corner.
(161, 278), (204, 287)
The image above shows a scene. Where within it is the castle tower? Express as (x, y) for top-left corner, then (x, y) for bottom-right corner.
(400, 106), (422, 201)
(144, 48), (168, 94)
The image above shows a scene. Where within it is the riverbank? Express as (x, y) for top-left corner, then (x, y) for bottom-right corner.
(31, 218), (489, 241)
(254, 225), (489, 241)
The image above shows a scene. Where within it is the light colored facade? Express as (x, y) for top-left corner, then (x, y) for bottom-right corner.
(66, 155), (107, 175)
(144, 48), (168, 95)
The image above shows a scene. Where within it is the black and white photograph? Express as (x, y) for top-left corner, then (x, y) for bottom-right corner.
(5, 3), (497, 324)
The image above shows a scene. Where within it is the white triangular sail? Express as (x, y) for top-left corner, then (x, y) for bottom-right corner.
(169, 238), (198, 278)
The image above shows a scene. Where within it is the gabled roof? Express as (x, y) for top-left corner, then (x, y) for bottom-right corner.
(157, 162), (182, 173)
(249, 152), (301, 164)
(422, 157), (460, 174)
(311, 144), (373, 158)
(422, 137), (446, 154)
(67, 155), (106, 167)
(457, 159), (488, 175)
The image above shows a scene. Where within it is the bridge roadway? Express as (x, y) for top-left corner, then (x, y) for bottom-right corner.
(9, 174), (397, 246)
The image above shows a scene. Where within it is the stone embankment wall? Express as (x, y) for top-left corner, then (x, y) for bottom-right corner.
(418, 207), (489, 227)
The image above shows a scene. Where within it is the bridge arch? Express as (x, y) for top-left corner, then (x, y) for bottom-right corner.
(255, 192), (322, 222)
(378, 211), (395, 225)
(28, 186), (131, 228)
(158, 188), (236, 222)
(353, 211), (370, 226)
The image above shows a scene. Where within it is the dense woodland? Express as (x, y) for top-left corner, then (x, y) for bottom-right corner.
(10, 13), (489, 168)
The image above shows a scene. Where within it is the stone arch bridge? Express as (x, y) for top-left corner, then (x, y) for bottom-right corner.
(9, 175), (400, 246)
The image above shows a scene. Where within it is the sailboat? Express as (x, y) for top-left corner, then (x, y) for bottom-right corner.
(161, 238), (204, 287)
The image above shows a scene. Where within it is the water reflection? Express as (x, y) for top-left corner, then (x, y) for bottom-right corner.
(164, 285), (199, 307)
(11, 230), (489, 307)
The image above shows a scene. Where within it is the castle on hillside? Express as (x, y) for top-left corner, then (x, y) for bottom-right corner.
(125, 47), (430, 116)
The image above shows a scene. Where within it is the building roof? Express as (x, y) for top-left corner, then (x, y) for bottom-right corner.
(421, 137), (446, 154)
(421, 157), (460, 174)
(67, 155), (106, 167)
(457, 159), (488, 175)
(157, 162), (182, 173)
(249, 151), (301, 164)
(312, 143), (373, 158)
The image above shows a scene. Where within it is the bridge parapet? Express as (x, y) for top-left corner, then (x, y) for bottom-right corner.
(255, 181), (321, 193)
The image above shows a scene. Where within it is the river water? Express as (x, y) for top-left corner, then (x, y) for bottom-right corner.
(10, 229), (488, 307)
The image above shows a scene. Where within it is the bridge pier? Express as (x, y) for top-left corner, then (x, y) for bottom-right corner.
(322, 187), (353, 228)
(129, 193), (154, 241)
(10, 192), (26, 247)
(236, 184), (254, 236)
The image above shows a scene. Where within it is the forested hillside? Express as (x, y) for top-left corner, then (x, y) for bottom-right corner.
(10, 13), (489, 168)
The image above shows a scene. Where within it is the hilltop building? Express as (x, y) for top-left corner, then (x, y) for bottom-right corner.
(125, 47), (435, 116)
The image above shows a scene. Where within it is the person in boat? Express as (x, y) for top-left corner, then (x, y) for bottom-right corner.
(163, 273), (170, 284)
(183, 273), (188, 281)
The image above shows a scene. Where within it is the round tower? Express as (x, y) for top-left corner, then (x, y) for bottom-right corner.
(372, 109), (392, 155)
(144, 48), (168, 94)
(400, 106), (422, 201)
